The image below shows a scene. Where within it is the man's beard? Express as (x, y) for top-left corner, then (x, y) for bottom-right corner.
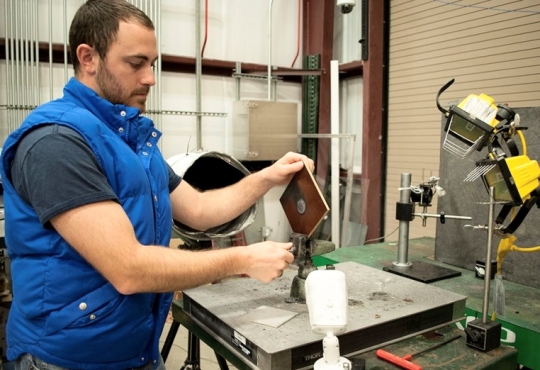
(96, 62), (149, 112)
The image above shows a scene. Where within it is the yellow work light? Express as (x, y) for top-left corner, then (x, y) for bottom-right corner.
(441, 93), (499, 158)
(471, 155), (540, 206)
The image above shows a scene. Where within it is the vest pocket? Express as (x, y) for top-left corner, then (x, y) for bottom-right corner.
(44, 283), (119, 335)
(41, 293), (155, 363)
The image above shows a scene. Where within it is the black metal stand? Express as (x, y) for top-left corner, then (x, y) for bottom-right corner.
(180, 331), (201, 370)
(387, 173), (465, 283)
(215, 353), (230, 369)
(465, 187), (501, 352)
(161, 320), (230, 370)
(161, 320), (180, 362)
(383, 260), (461, 283)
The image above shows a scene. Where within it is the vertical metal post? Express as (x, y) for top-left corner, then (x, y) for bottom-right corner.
(267, 0), (274, 100)
(395, 173), (412, 267)
(235, 62), (241, 101)
(5, 0), (13, 133)
(482, 187), (496, 324)
(23, 0), (29, 118)
(156, 0), (163, 136)
(330, 61), (340, 247)
(32, 0), (39, 110)
(14, 0), (21, 126)
(195, 0), (203, 150)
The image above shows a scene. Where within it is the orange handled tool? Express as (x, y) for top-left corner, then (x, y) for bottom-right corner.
(376, 334), (462, 370)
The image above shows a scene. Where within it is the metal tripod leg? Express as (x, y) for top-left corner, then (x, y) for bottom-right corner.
(161, 320), (180, 362)
(180, 331), (201, 370)
(215, 353), (230, 370)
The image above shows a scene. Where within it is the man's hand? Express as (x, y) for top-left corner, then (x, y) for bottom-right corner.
(240, 241), (295, 282)
(262, 152), (315, 186)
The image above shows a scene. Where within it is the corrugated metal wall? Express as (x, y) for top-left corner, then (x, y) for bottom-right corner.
(386, 0), (540, 241)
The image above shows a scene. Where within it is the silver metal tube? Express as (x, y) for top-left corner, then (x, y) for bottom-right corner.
(195, 0), (202, 150)
(235, 62), (241, 101)
(34, 0), (41, 108)
(396, 173), (412, 267)
(482, 187), (496, 323)
(267, 0), (274, 100)
(412, 213), (472, 220)
(14, 0), (21, 126)
(30, 0), (36, 110)
(157, 0), (162, 137)
(5, 0), (12, 133)
(145, 0), (153, 123)
(23, 0), (29, 117)
(11, 0), (17, 131)
(152, 0), (156, 125)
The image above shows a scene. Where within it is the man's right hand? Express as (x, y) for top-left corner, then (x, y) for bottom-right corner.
(240, 241), (295, 283)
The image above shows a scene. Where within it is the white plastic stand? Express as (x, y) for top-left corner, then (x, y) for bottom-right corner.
(313, 332), (352, 369)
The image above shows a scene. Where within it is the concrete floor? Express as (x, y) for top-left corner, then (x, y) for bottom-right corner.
(159, 320), (238, 370)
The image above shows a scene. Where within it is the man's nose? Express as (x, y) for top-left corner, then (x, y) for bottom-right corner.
(142, 66), (156, 86)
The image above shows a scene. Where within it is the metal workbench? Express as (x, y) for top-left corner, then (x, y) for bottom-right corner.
(161, 243), (520, 369)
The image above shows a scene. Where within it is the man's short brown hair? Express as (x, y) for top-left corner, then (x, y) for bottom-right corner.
(69, 0), (155, 74)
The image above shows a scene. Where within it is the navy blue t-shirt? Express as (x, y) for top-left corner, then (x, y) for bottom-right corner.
(11, 124), (181, 227)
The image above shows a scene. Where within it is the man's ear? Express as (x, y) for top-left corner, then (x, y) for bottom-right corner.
(76, 44), (98, 75)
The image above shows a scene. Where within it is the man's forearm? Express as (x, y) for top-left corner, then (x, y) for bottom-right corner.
(114, 239), (292, 294)
(116, 245), (247, 294)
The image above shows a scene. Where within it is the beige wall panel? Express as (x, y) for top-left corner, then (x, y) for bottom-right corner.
(386, 0), (540, 241)
(390, 75), (540, 98)
(392, 23), (540, 56)
(392, 4), (534, 38)
(388, 137), (440, 144)
(391, 1), (536, 28)
(392, 33), (540, 66)
(389, 128), (442, 136)
(390, 49), (540, 79)
(391, 39), (540, 70)
(387, 111), (444, 120)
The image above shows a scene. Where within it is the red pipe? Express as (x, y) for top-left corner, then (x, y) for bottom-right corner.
(201, 0), (208, 58)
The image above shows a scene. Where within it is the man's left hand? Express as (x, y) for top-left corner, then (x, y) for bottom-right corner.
(264, 151), (314, 186)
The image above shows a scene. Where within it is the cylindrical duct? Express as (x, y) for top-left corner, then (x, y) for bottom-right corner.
(167, 151), (258, 249)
